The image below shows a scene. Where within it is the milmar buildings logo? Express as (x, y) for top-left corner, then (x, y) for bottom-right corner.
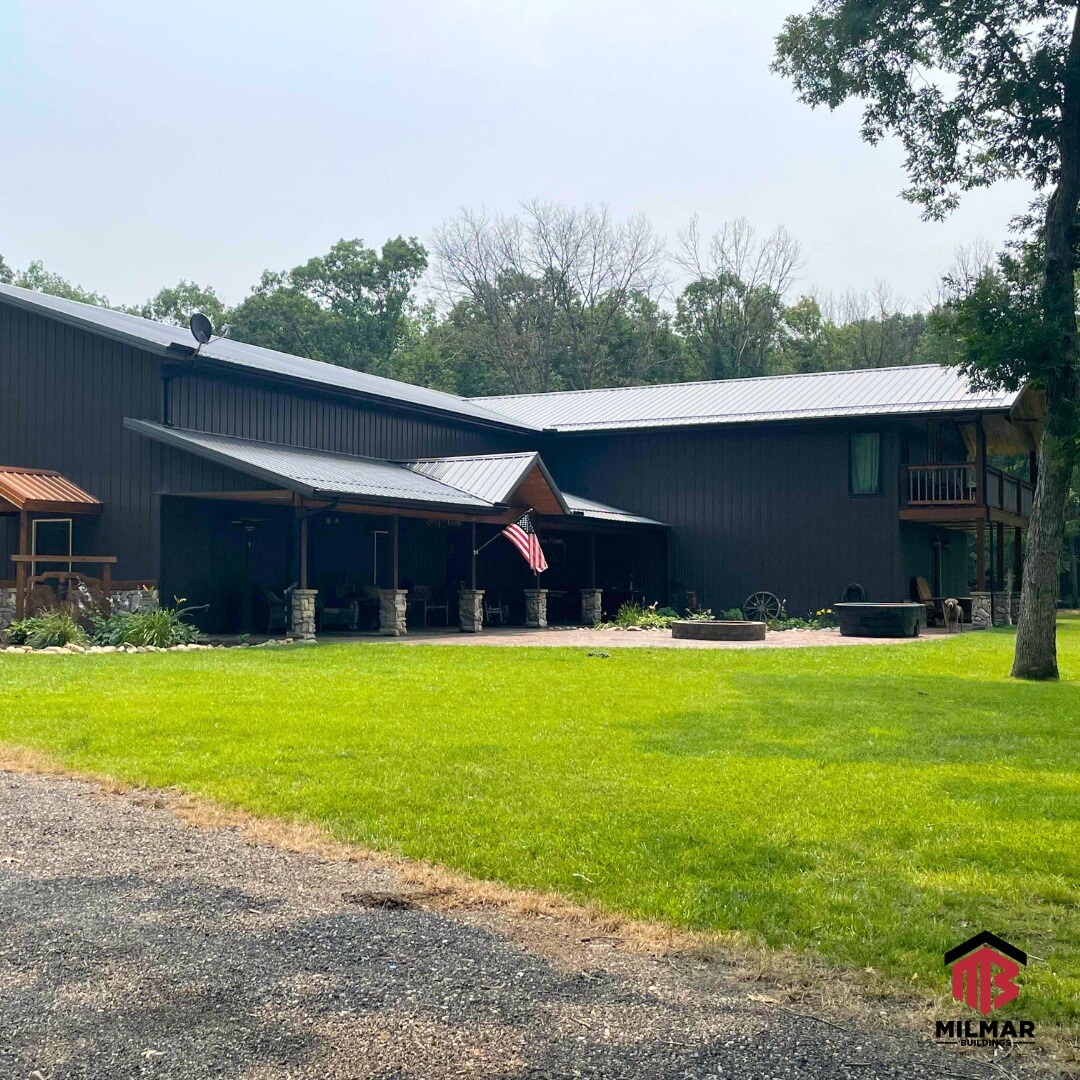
(935, 931), (1036, 1047)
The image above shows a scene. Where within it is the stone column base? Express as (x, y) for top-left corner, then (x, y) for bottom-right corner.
(580, 588), (602, 627)
(970, 591), (991, 630)
(524, 588), (548, 629)
(379, 588), (407, 636)
(459, 589), (484, 633)
(290, 588), (318, 640)
(992, 590), (1020, 626)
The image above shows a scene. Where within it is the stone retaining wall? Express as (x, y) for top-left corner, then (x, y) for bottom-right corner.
(0, 586), (158, 631)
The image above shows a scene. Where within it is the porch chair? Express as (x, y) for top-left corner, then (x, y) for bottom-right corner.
(411, 584), (450, 627)
(261, 587), (289, 635)
(484, 593), (509, 625)
(912, 577), (941, 626)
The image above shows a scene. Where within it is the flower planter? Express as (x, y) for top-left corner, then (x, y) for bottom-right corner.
(834, 603), (922, 638)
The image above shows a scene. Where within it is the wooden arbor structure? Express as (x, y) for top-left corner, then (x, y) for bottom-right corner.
(0, 467), (109, 619)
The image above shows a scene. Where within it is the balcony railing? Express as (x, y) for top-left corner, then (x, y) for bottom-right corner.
(901, 463), (1034, 518)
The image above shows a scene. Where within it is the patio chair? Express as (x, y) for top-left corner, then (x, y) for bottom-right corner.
(912, 577), (941, 626)
(484, 593), (509, 625)
(261, 587), (288, 635)
(411, 584), (450, 627)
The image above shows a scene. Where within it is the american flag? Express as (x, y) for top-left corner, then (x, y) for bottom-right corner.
(502, 512), (548, 574)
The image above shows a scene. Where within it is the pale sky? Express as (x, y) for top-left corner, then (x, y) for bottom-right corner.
(1, 0), (1032, 310)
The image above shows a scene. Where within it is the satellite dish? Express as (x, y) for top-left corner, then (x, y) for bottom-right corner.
(189, 312), (213, 346)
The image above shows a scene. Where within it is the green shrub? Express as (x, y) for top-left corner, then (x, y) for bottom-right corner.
(605, 602), (677, 629)
(91, 603), (201, 648)
(717, 607), (745, 621)
(7, 609), (89, 649)
(685, 608), (716, 621)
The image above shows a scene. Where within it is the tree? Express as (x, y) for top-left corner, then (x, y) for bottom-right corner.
(13, 260), (108, 305)
(430, 202), (666, 392)
(227, 238), (427, 370)
(674, 217), (801, 380)
(775, 2), (1080, 679)
(125, 281), (227, 330)
(0, 255), (12, 284)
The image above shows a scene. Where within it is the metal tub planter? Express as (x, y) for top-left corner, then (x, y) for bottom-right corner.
(671, 620), (767, 641)
(834, 602), (922, 638)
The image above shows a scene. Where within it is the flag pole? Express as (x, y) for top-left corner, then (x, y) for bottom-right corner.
(473, 509), (537, 557)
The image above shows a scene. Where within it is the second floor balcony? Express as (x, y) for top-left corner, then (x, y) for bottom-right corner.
(900, 463), (1034, 522)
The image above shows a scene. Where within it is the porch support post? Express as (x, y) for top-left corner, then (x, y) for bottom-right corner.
(391, 515), (399, 590)
(290, 588), (318, 640)
(1013, 527), (1023, 587)
(975, 519), (986, 592)
(458, 589), (483, 633)
(580, 587), (602, 627)
(379, 515), (406, 636)
(995, 521), (1006, 588)
(470, 522), (477, 590)
(524, 588), (548, 629)
(14, 511), (29, 619)
(299, 514), (309, 590)
(589, 532), (596, 589)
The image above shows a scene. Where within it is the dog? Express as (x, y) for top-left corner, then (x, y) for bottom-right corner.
(942, 597), (964, 633)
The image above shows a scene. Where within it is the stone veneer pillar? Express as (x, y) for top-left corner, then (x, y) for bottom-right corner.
(580, 588), (603, 627)
(379, 588), (408, 636)
(458, 589), (484, 633)
(290, 588), (318, 640)
(524, 588), (548, 629)
(970, 591), (991, 630)
(992, 590), (1020, 627)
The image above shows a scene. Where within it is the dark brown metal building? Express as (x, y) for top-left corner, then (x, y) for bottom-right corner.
(0, 283), (1042, 633)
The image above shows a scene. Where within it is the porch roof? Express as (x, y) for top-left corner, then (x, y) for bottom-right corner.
(124, 420), (661, 525)
(402, 452), (569, 514)
(125, 420), (496, 513)
(0, 466), (103, 514)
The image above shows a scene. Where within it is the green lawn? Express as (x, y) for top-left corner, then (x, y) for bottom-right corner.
(1, 622), (1078, 1027)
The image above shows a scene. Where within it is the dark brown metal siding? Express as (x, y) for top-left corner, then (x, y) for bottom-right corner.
(541, 421), (904, 615)
(0, 303), (162, 580)
(168, 374), (523, 463)
(0, 300), (529, 582)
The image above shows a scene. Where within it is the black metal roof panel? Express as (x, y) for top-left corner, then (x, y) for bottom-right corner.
(125, 420), (497, 511)
(475, 365), (1025, 432)
(0, 283), (536, 432)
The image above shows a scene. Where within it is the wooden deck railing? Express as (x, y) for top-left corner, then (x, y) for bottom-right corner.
(901, 464), (1034, 517)
(903, 463), (977, 505)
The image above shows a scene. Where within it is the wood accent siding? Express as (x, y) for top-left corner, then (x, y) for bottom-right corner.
(541, 421), (904, 615)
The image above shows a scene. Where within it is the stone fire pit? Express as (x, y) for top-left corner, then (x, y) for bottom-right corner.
(671, 619), (767, 642)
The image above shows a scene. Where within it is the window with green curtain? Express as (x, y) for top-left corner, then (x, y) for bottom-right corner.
(850, 433), (881, 495)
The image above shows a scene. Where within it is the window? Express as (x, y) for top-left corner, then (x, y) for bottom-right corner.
(850, 433), (882, 495)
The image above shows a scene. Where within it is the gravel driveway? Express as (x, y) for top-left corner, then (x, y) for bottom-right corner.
(0, 769), (1044, 1079)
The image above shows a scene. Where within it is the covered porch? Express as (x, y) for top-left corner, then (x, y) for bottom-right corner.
(0, 466), (112, 624)
(128, 420), (666, 638)
(896, 401), (1040, 626)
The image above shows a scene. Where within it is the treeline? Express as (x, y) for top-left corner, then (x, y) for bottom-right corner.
(1, 203), (959, 395)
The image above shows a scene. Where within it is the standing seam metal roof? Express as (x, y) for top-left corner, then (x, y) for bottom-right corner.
(0, 283), (536, 432)
(0, 468), (102, 511)
(474, 365), (1025, 432)
(124, 421), (496, 510)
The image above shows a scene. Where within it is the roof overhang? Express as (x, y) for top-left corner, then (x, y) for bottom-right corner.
(0, 467), (103, 515)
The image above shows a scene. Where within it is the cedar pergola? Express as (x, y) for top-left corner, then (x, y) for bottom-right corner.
(0, 467), (109, 618)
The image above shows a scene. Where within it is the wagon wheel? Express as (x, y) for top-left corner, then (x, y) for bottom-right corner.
(743, 591), (782, 622)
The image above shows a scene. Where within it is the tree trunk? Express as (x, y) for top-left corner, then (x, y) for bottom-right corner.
(1013, 9), (1080, 678)
(1012, 406), (1076, 677)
